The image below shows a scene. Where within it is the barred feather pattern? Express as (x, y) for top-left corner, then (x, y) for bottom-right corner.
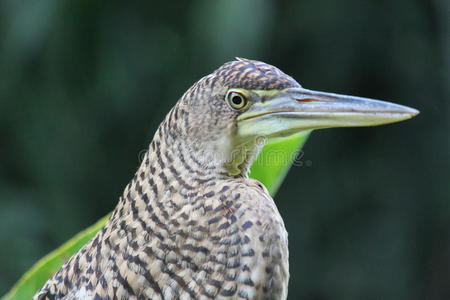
(34, 58), (296, 300)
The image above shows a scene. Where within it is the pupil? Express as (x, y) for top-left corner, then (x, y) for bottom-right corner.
(232, 95), (242, 105)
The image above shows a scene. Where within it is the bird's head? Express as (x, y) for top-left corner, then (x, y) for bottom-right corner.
(174, 58), (419, 176)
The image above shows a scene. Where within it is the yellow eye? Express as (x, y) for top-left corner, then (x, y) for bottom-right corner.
(227, 91), (248, 110)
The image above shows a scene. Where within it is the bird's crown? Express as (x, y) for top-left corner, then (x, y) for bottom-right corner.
(211, 57), (300, 90)
(184, 58), (301, 101)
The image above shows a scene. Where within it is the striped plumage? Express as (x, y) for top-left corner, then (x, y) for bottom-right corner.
(35, 58), (295, 300)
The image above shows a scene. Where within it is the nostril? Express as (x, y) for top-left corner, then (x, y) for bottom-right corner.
(296, 98), (316, 103)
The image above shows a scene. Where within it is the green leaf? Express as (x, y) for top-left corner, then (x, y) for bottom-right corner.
(2, 132), (309, 300)
(250, 131), (310, 195)
(2, 215), (110, 300)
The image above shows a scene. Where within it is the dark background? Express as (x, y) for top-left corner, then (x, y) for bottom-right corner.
(0, 0), (448, 299)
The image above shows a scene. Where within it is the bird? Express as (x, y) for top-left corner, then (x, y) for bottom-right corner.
(34, 58), (418, 300)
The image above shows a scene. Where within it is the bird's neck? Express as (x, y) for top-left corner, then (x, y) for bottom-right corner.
(110, 118), (265, 226)
(132, 121), (230, 198)
(131, 120), (265, 199)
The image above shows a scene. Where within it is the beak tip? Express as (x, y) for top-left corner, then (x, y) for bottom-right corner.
(403, 107), (420, 119)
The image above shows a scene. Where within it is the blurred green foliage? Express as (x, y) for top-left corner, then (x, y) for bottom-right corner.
(0, 0), (448, 299)
(2, 214), (110, 300)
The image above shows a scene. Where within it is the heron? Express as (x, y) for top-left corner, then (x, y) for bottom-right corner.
(35, 58), (418, 299)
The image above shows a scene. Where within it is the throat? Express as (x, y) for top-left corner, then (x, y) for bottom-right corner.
(224, 137), (266, 177)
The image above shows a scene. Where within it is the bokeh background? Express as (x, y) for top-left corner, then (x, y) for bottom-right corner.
(0, 0), (448, 299)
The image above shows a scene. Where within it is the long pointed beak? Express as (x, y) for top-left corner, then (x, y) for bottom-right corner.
(237, 87), (419, 138)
